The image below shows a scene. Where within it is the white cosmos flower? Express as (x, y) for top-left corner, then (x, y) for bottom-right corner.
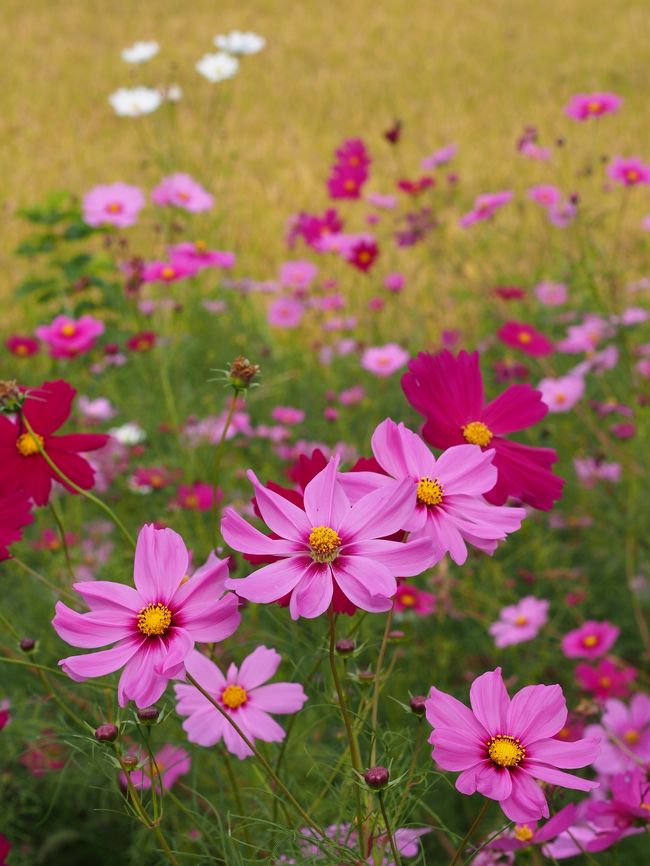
(214, 30), (265, 54)
(109, 422), (146, 445)
(165, 84), (183, 102)
(196, 52), (239, 83)
(109, 86), (162, 116)
(121, 41), (159, 63)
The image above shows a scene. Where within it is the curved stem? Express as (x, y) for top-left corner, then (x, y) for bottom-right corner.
(450, 800), (489, 866)
(49, 500), (75, 582)
(378, 791), (400, 866)
(212, 389), (238, 549)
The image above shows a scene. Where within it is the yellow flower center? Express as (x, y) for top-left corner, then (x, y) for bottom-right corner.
(462, 421), (493, 447)
(416, 477), (444, 507)
(183, 494), (199, 509)
(221, 684), (248, 709)
(195, 240), (207, 252)
(582, 635), (599, 648)
(518, 331), (533, 344)
(16, 432), (44, 457)
(137, 603), (172, 637)
(309, 525), (342, 562)
(626, 170), (639, 183)
(514, 824), (534, 842)
(598, 676), (612, 688)
(16, 345), (28, 356)
(60, 324), (76, 337)
(514, 615), (528, 626)
(556, 726), (570, 740)
(161, 267), (176, 279)
(623, 729), (640, 745)
(400, 593), (416, 607)
(344, 179), (358, 191)
(106, 202), (123, 214)
(357, 250), (371, 263)
(587, 101), (601, 113)
(487, 735), (525, 768)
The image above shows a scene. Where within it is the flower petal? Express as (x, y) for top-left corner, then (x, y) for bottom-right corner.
(221, 507), (301, 556)
(527, 736), (600, 769)
(224, 556), (308, 603)
(52, 601), (133, 648)
(133, 524), (188, 604)
(425, 686), (488, 743)
(248, 471), (312, 540)
(302, 457), (351, 530)
(469, 668), (510, 736)
(524, 761), (599, 792)
(237, 646), (282, 690)
(500, 771), (549, 823)
(251, 682), (308, 714)
(506, 684), (567, 743)
(59, 636), (143, 682)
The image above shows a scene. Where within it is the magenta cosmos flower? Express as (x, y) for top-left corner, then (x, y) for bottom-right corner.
(345, 419), (525, 565)
(489, 597), (549, 648)
(575, 658), (636, 701)
(168, 242), (235, 271)
(0, 485), (33, 560)
(426, 668), (600, 822)
(565, 92), (621, 121)
(174, 646), (307, 759)
(561, 620), (619, 660)
(83, 183), (145, 228)
(5, 335), (39, 357)
(222, 458), (436, 619)
(120, 743), (191, 791)
(584, 694), (650, 775)
(151, 173), (214, 211)
(607, 156), (650, 187)
(268, 296), (304, 328)
(402, 350), (564, 510)
(35, 315), (105, 358)
(498, 321), (554, 357)
(53, 527), (241, 707)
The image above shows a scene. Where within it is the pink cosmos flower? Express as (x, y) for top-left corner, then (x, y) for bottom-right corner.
(557, 315), (611, 353)
(345, 237), (379, 272)
(534, 281), (567, 306)
(498, 322), (554, 357)
(402, 350), (564, 510)
(561, 621), (619, 660)
(421, 144), (457, 169)
(489, 597), (549, 648)
(83, 183), (145, 228)
(345, 419), (525, 566)
(384, 272), (405, 292)
(426, 668), (600, 823)
(537, 375), (584, 412)
(168, 242), (235, 271)
(152, 173), (214, 211)
(5, 335), (39, 357)
(120, 743), (191, 791)
(271, 406), (305, 425)
(575, 658), (636, 701)
(395, 582), (436, 615)
(584, 694), (650, 775)
(278, 260), (318, 291)
(77, 396), (117, 423)
(221, 458), (436, 619)
(606, 157), (650, 187)
(173, 482), (218, 511)
(459, 191), (512, 228)
(53, 527), (241, 707)
(519, 142), (551, 161)
(286, 208), (343, 249)
(174, 646), (307, 759)
(361, 343), (409, 377)
(528, 185), (562, 208)
(488, 803), (578, 853)
(565, 92), (621, 121)
(548, 200), (577, 228)
(141, 259), (198, 284)
(268, 296), (304, 328)
(298, 822), (430, 864)
(586, 768), (650, 851)
(35, 315), (105, 358)
(574, 457), (621, 487)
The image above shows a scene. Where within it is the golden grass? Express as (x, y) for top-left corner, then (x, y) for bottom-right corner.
(1, 0), (648, 302)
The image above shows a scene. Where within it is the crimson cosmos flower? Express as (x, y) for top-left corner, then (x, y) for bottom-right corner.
(0, 380), (109, 506)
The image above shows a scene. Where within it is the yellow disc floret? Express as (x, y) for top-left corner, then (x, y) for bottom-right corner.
(582, 635), (599, 648)
(514, 824), (534, 842)
(308, 525), (342, 563)
(416, 477), (444, 507)
(462, 421), (493, 447)
(221, 684), (248, 709)
(137, 603), (172, 637)
(487, 735), (525, 768)
(16, 432), (44, 457)
(60, 324), (76, 337)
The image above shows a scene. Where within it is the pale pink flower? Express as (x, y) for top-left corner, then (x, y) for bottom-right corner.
(278, 260), (318, 290)
(361, 344), (409, 377)
(268, 296), (304, 328)
(537, 375), (584, 412)
(421, 144), (457, 169)
(584, 694), (650, 775)
(489, 597), (549, 647)
(152, 173), (214, 211)
(271, 406), (305, 425)
(121, 743), (191, 790)
(574, 458), (621, 487)
(77, 396), (117, 423)
(528, 185), (562, 209)
(534, 281), (567, 306)
(83, 183), (145, 227)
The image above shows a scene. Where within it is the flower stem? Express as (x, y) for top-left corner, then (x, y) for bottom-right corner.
(11, 556), (78, 603)
(49, 500), (75, 582)
(21, 414), (135, 549)
(370, 603), (394, 767)
(450, 800), (490, 866)
(378, 791), (401, 866)
(327, 608), (366, 858)
(212, 389), (238, 550)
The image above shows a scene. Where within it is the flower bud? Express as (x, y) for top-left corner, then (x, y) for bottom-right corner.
(19, 638), (36, 652)
(409, 695), (427, 716)
(387, 629), (407, 643)
(228, 356), (260, 391)
(335, 639), (356, 656)
(94, 724), (118, 743)
(121, 754), (138, 770)
(364, 766), (390, 790)
(0, 380), (26, 414)
(136, 706), (160, 724)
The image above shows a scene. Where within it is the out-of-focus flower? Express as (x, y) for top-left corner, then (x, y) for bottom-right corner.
(534, 281), (567, 306)
(585, 694), (650, 775)
(173, 482), (219, 512)
(561, 621), (619, 659)
(77, 396), (117, 423)
(121, 41), (159, 63)
(575, 658), (636, 701)
(459, 191), (512, 228)
(361, 344), (409, 377)
(121, 743), (190, 791)
(421, 144), (457, 169)
(489, 597), (549, 647)
(394, 582), (436, 615)
(607, 157), (650, 187)
(5, 335), (39, 357)
(538, 375), (584, 412)
(35, 315), (104, 359)
(152, 173), (214, 212)
(498, 322), (554, 356)
(109, 86), (162, 116)
(565, 92), (621, 120)
(268, 296), (304, 328)
(574, 457), (621, 487)
(108, 421), (146, 445)
(196, 52), (239, 82)
(214, 31), (265, 54)
(83, 183), (145, 228)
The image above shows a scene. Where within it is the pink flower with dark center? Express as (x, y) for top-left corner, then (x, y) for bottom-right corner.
(174, 646), (307, 759)
(361, 343), (409, 377)
(345, 419), (525, 566)
(35, 315), (105, 358)
(120, 743), (191, 791)
(607, 157), (650, 187)
(498, 322), (554, 357)
(585, 767), (650, 851)
(222, 458), (436, 619)
(489, 597), (549, 648)
(394, 582), (436, 615)
(346, 237), (379, 272)
(584, 694), (650, 775)
(537, 375), (584, 412)
(53, 528), (241, 707)
(83, 183), (145, 227)
(565, 92), (621, 121)
(402, 350), (564, 510)
(575, 658), (636, 701)
(152, 173), (214, 211)
(561, 621), (619, 659)
(425, 668), (600, 822)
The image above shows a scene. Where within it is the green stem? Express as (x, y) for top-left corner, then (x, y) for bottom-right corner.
(378, 791), (401, 866)
(21, 413), (135, 548)
(370, 604), (394, 767)
(49, 499), (75, 582)
(11, 556), (78, 603)
(212, 389), (238, 549)
(450, 801), (489, 866)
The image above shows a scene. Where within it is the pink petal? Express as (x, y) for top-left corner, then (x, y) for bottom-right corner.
(455, 763), (484, 794)
(370, 418), (435, 480)
(534, 803), (577, 843)
(339, 477), (415, 540)
(221, 507), (301, 556)
(180, 593), (241, 643)
(434, 445), (497, 496)
(133, 524), (188, 605)
(179, 704), (225, 747)
(302, 457), (351, 530)
(500, 771), (549, 822)
(469, 668), (510, 735)
(173, 552), (230, 606)
(425, 687), (488, 743)
(506, 684), (566, 742)
(72, 580), (142, 613)
(184, 649), (227, 693)
(430, 729), (486, 770)
(52, 602), (133, 648)
(248, 471), (312, 540)
(118, 640), (169, 708)
(527, 736), (600, 769)
(251, 682), (308, 714)
(60, 636), (143, 681)
(475, 762), (513, 800)
(222, 712), (254, 759)
(332, 556), (396, 608)
(224, 555), (308, 603)
(238, 646), (282, 690)
(289, 564), (333, 620)
(345, 537), (436, 576)
(524, 761), (599, 792)
(239, 705), (286, 743)
(426, 510), (468, 565)
(157, 627), (194, 676)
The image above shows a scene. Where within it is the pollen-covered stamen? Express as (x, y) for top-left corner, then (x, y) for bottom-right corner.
(221, 684), (248, 710)
(487, 735), (525, 768)
(514, 615), (528, 626)
(514, 824), (534, 842)
(308, 525), (342, 563)
(60, 324), (76, 337)
(137, 603), (172, 637)
(16, 432), (44, 457)
(416, 477), (444, 507)
(462, 421), (493, 447)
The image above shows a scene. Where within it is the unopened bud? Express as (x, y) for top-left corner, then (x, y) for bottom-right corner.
(364, 766), (390, 790)
(137, 706), (160, 724)
(94, 724), (118, 743)
(409, 695), (427, 716)
(0, 380), (25, 414)
(19, 638), (36, 652)
(228, 356), (260, 390)
(335, 639), (356, 656)
(387, 629), (406, 643)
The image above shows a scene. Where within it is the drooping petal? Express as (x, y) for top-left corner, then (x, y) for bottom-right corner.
(133, 524), (188, 605)
(224, 556), (308, 603)
(251, 682), (308, 714)
(289, 563), (333, 620)
(157, 627), (194, 676)
(469, 668), (510, 735)
(222, 712), (254, 759)
(534, 803), (577, 843)
(506, 684), (567, 743)
(455, 763), (484, 795)
(524, 761), (600, 792)
(475, 762), (513, 800)
(44, 447), (97, 493)
(117, 639), (169, 707)
(331, 557), (395, 612)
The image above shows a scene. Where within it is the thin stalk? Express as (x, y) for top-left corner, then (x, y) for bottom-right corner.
(378, 791), (401, 866)
(11, 556), (78, 603)
(369, 603), (394, 766)
(450, 801), (489, 866)
(20, 413), (135, 548)
(212, 389), (238, 549)
(49, 499), (75, 582)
